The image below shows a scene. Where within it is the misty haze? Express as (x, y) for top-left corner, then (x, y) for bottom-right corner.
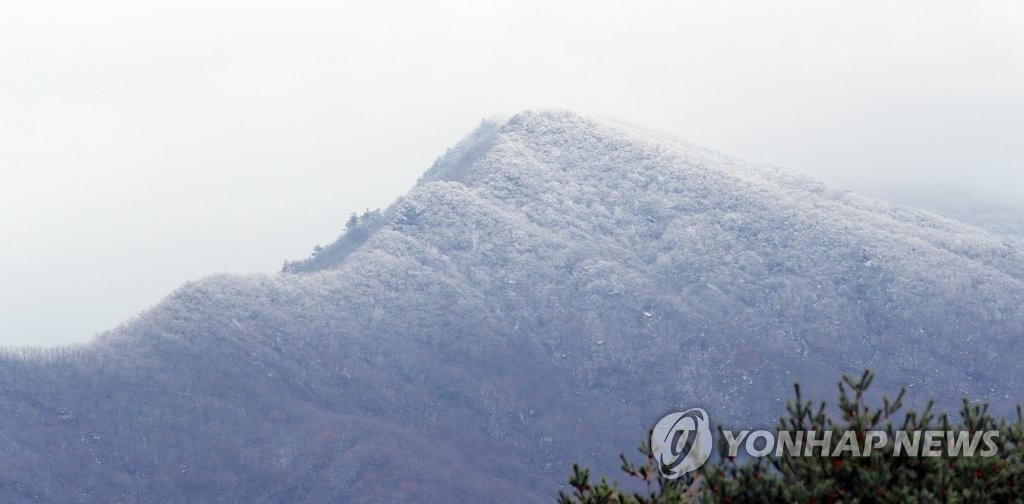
(1, 1), (1023, 502)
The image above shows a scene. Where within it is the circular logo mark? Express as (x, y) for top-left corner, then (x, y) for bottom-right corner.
(651, 408), (713, 479)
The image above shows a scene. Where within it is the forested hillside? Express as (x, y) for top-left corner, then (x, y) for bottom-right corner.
(1, 110), (1021, 502)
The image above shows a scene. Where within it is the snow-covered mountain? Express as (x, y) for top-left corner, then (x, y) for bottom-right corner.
(2, 110), (1022, 502)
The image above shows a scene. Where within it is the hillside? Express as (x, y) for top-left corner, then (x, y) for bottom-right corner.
(1, 110), (1022, 502)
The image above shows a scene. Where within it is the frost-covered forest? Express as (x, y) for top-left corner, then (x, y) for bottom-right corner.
(1, 110), (1022, 502)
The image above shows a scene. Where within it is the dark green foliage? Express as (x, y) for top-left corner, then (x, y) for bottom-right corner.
(558, 444), (700, 504)
(562, 370), (1024, 503)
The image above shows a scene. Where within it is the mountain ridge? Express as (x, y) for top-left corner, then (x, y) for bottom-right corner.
(290, 109), (1023, 287)
(1, 109), (1022, 502)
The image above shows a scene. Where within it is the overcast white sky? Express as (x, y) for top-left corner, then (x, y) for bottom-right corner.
(1, 0), (1022, 347)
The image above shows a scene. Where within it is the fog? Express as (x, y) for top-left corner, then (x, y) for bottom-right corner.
(1, 0), (1021, 346)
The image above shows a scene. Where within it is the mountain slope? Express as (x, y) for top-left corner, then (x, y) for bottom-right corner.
(2, 110), (1022, 502)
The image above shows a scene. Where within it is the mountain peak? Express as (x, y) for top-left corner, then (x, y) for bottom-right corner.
(289, 110), (1024, 282)
(418, 109), (700, 185)
(3, 110), (1024, 502)
(418, 108), (815, 196)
